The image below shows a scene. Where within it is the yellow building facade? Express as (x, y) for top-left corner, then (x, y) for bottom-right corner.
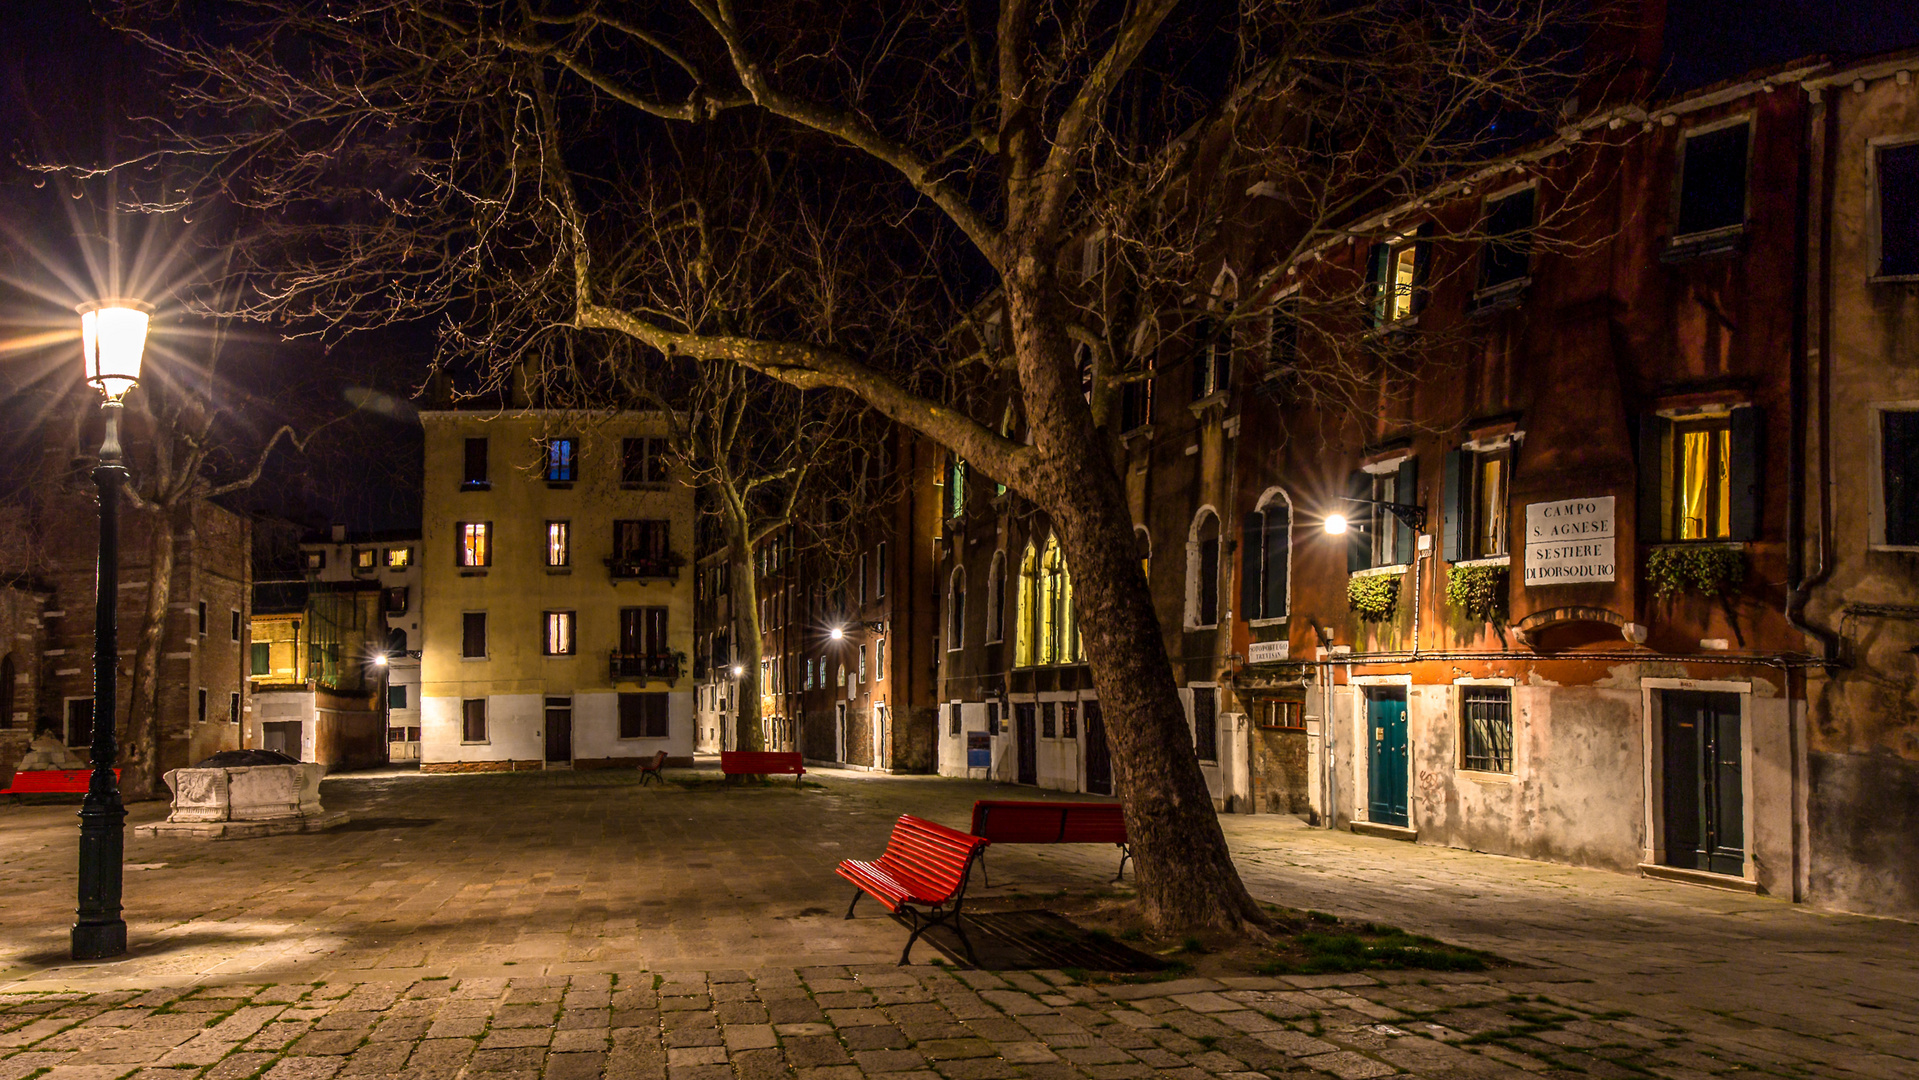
(419, 409), (697, 770)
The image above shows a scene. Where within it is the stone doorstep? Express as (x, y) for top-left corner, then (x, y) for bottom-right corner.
(1635, 863), (1762, 894)
(1348, 822), (1418, 842)
(132, 811), (351, 840)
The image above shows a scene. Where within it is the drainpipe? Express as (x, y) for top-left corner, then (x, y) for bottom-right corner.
(1786, 84), (1843, 666)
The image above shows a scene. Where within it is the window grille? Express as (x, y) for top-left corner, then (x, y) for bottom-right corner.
(1461, 686), (1514, 773)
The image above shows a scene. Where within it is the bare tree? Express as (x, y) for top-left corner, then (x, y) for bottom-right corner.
(78, 0), (1594, 930)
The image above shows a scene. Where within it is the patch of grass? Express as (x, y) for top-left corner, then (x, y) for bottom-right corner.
(1256, 924), (1493, 976)
(1307, 910), (1339, 924)
(1179, 937), (1208, 955)
(1059, 967), (1089, 983)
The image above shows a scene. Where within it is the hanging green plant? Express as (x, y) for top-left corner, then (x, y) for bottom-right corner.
(1645, 545), (1746, 601)
(1348, 573), (1401, 623)
(1445, 564), (1508, 625)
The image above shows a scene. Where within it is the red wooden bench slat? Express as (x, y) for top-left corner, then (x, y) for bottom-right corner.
(837, 814), (990, 963)
(0, 769), (119, 796)
(720, 751), (805, 774)
(968, 800), (1130, 885)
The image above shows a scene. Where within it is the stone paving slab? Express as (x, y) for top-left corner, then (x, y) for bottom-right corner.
(3, 766), (1918, 1078)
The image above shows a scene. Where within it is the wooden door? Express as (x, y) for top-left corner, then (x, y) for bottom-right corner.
(1662, 690), (1744, 876)
(1015, 704), (1038, 785)
(1084, 700), (1112, 795)
(544, 697), (573, 764)
(1366, 688), (1409, 827)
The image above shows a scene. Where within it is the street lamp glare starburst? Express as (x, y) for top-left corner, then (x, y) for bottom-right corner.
(1322, 513), (1349, 536)
(77, 300), (151, 403)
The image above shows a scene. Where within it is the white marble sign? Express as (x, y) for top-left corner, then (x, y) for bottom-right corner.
(1524, 496), (1616, 585)
(1247, 639), (1290, 664)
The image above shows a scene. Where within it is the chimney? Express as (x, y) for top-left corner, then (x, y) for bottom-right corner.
(330, 524), (347, 543)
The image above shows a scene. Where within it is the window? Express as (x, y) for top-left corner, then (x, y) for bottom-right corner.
(1255, 699), (1305, 730)
(197, 601), (207, 635)
(1443, 447), (1511, 561)
(1345, 457), (1418, 572)
(355, 548), (377, 571)
(198, 687), (208, 724)
(1015, 543), (1037, 667)
(231, 610), (242, 642)
(462, 698), (487, 742)
(984, 552), (1005, 643)
(458, 522), (492, 568)
(1878, 143), (1919, 278)
(544, 611), (576, 656)
(1034, 534), (1079, 664)
(1041, 702), (1057, 739)
(948, 568), (966, 650)
(1674, 121), (1750, 240)
(806, 658), (815, 691)
(229, 692), (240, 725)
(619, 692), (669, 738)
(302, 550), (325, 572)
(618, 606), (670, 662)
(462, 612), (487, 659)
(547, 521), (571, 567)
(1461, 685), (1514, 773)
(987, 701), (1000, 736)
(544, 437), (578, 482)
(948, 703), (962, 736)
(462, 437), (490, 489)
(250, 642), (271, 676)
(1192, 686), (1218, 763)
(877, 637), (886, 679)
(1193, 310), (1232, 401)
(1368, 230), (1429, 327)
(622, 437), (668, 484)
(386, 547), (411, 569)
(1120, 370), (1155, 431)
(389, 684), (408, 709)
(1879, 409), (1919, 546)
(1188, 511), (1220, 628)
(66, 698), (93, 747)
(859, 644), (868, 682)
(1636, 409), (1758, 543)
(1477, 187), (1536, 296)
(947, 457), (967, 518)
(384, 587), (409, 617)
(1241, 494), (1291, 621)
(875, 542), (888, 598)
(0, 654), (12, 727)
(612, 520), (670, 563)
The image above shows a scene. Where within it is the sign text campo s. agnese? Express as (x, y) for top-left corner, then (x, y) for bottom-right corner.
(1524, 496), (1616, 585)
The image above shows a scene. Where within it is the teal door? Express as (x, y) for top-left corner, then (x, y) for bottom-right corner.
(1367, 688), (1409, 827)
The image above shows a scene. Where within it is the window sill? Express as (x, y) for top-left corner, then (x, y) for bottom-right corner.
(460, 483), (491, 492)
(543, 653), (578, 659)
(461, 741), (490, 746)
(1185, 622), (1220, 632)
(1646, 541), (1745, 550)
(546, 481), (575, 490)
(461, 656), (488, 662)
(546, 566), (572, 575)
(1364, 315), (1421, 339)
(984, 636), (1004, 646)
(1188, 392), (1228, 417)
(1450, 555), (1511, 569)
(1470, 278), (1530, 315)
(1661, 227), (1745, 263)
(1459, 768), (1519, 784)
(459, 569), (489, 577)
(1351, 563), (1409, 579)
(1869, 272), (1919, 284)
(1246, 617), (1289, 628)
(1120, 424), (1156, 444)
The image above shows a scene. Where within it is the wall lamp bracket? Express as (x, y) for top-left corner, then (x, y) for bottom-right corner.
(1339, 496), (1427, 532)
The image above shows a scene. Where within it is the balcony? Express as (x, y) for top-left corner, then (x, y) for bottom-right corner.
(606, 552), (685, 582)
(610, 651), (681, 684)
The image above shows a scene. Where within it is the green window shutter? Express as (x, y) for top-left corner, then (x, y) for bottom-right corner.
(1637, 415), (1674, 543)
(1366, 243), (1390, 327)
(1395, 456), (1419, 561)
(1241, 512), (1265, 618)
(1347, 470), (1372, 574)
(1729, 405), (1763, 541)
(250, 642), (270, 676)
(1441, 450), (1466, 563)
(1263, 504), (1290, 618)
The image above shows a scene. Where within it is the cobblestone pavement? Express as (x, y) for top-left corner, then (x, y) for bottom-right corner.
(1, 766), (1916, 1079)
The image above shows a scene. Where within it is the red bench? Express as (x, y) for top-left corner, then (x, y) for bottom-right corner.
(636, 750), (669, 786)
(969, 800), (1130, 885)
(0, 769), (118, 796)
(720, 750), (805, 786)
(839, 814), (990, 965)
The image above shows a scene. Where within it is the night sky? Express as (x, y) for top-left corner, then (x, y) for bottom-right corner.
(2, 1), (1918, 541)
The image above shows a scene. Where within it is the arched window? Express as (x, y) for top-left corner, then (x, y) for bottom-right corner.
(1040, 534), (1075, 664)
(1187, 509), (1221, 628)
(1195, 269), (1238, 401)
(947, 456), (967, 518)
(948, 567), (967, 649)
(985, 551), (1006, 644)
(1243, 490), (1293, 622)
(1015, 542), (1037, 667)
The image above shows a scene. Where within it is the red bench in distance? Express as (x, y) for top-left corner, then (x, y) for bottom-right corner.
(969, 800), (1130, 885)
(720, 750), (805, 786)
(839, 814), (990, 965)
(636, 750), (669, 786)
(0, 769), (118, 796)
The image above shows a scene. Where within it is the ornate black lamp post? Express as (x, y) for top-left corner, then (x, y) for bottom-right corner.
(71, 299), (150, 961)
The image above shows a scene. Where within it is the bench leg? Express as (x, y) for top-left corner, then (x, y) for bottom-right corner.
(949, 911), (980, 967)
(898, 909), (925, 966)
(845, 890), (862, 920)
(1113, 843), (1131, 883)
(977, 851), (990, 889)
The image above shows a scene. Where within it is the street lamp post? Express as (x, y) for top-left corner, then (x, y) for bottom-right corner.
(72, 299), (149, 962)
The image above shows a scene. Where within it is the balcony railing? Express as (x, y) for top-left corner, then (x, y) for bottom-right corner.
(605, 552), (685, 581)
(610, 651), (681, 683)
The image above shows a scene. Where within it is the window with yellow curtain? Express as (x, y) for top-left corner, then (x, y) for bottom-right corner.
(1038, 535), (1063, 664)
(1015, 543), (1037, 667)
(1673, 419), (1731, 540)
(1472, 450), (1509, 558)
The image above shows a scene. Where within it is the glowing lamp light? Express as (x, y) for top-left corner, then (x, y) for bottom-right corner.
(1323, 513), (1350, 536)
(829, 626), (845, 641)
(730, 664), (744, 677)
(78, 300), (152, 402)
(372, 654), (389, 668)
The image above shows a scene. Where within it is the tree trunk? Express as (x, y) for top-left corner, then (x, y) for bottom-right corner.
(1009, 276), (1267, 934)
(123, 507), (176, 799)
(723, 496), (766, 753)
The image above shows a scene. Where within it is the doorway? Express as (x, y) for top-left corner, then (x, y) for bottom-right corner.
(1015, 704), (1038, 785)
(1661, 690), (1743, 876)
(263, 721), (301, 759)
(1084, 700), (1112, 795)
(544, 696), (573, 767)
(834, 703), (847, 763)
(1365, 687), (1409, 827)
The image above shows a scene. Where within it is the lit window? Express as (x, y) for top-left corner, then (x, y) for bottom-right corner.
(459, 522), (491, 568)
(1461, 686), (1514, 773)
(1443, 448), (1510, 561)
(1369, 233), (1427, 327)
(1674, 419), (1732, 541)
(544, 437), (578, 482)
(544, 611), (576, 656)
(356, 548), (376, 570)
(386, 547), (411, 569)
(1015, 543), (1037, 668)
(302, 550), (325, 571)
(1637, 409), (1758, 543)
(947, 457), (967, 518)
(547, 521), (570, 567)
